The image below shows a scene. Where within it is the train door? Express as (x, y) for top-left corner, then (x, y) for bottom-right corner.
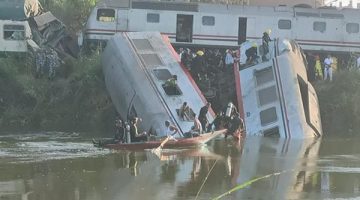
(176, 14), (193, 43)
(238, 17), (247, 45)
(116, 9), (128, 31)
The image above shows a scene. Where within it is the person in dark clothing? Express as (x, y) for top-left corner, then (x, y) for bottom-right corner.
(226, 112), (244, 138)
(262, 30), (272, 61)
(114, 118), (126, 142)
(198, 102), (211, 133)
(207, 111), (224, 132)
(191, 51), (206, 80)
(93, 117), (126, 147)
(245, 45), (258, 64)
(130, 117), (148, 142)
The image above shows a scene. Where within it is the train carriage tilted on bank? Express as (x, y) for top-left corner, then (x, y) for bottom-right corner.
(84, 0), (360, 53)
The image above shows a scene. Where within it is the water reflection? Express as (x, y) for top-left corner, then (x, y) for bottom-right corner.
(2, 133), (360, 199)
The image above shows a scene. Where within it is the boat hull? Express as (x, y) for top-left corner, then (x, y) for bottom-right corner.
(102, 129), (226, 151)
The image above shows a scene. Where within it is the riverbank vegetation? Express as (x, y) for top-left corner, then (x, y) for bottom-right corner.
(315, 70), (360, 135)
(0, 53), (116, 133)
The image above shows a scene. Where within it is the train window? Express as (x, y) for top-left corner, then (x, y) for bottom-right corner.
(263, 126), (280, 137)
(147, 13), (160, 23)
(346, 23), (359, 34)
(254, 66), (274, 87)
(202, 16), (215, 26)
(162, 83), (182, 96)
(153, 69), (172, 81)
(313, 21), (326, 33)
(96, 9), (115, 22)
(260, 107), (277, 126)
(3, 25), (25, 40)
(278, 19), (291, 30)
(258, 86), (278, 106)
(321, 13), (344, 19)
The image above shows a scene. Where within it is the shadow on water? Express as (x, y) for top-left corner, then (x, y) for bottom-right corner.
(1, 133), (360, 199)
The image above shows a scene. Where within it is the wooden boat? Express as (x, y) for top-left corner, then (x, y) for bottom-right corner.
(101, 129), (226, 151)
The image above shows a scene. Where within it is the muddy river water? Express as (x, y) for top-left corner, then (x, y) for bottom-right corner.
(0, 132), (359, 200)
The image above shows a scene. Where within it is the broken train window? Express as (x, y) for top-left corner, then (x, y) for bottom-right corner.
(3, 25), (25, 40)
(97, 9), (115, 22)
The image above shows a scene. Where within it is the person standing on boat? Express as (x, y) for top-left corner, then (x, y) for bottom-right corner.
(192, 113), (203, 135)
(165, 120), (182, 137)
(198, 103), (211, 133)
(115, 117), (125, 143)
(130, 117), (148, 142)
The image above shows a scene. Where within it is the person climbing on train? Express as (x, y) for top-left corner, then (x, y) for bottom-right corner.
(245, 42), (258, 64)
(198, 102), (211, 133)
(179, 101), (191, 120)
(129, 117), (148, 142)
(262, 29), (272, 61)
(164, 75), (178, 95)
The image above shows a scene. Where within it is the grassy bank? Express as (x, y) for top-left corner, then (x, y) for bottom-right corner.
(315, 70), (360, 135)
(0, 54), (116, 134)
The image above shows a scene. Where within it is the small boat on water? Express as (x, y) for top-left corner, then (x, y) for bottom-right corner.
(100, 129), (226, 151)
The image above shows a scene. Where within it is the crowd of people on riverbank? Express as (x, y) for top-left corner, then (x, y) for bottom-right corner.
(306, 53), (360, 82)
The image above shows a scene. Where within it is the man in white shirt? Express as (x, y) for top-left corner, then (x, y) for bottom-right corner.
(324, 55), (333, 81)
(357, 55), (360, 70)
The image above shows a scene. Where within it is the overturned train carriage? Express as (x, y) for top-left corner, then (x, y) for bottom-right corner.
(238, 39), (322, 138)
(102, 32), (214, 136)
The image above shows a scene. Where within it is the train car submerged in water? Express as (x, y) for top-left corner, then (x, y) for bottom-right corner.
(102, 31), (322, 138)
(236, 39), (322, 138)
(102, 31), (215, 137)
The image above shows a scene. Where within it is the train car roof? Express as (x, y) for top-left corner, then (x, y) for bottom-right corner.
(97, 0), (359, 18)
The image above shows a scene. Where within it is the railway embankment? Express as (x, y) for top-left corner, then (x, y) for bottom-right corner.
(0, 54), (116, 134)
(0, 53), (359, 135)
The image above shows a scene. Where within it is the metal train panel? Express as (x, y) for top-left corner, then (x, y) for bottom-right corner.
(0, 20), (31, 53)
